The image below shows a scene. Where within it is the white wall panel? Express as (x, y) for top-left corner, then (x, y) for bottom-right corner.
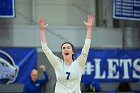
(0, 25), (122, 52)
(35, 0), (95, 26)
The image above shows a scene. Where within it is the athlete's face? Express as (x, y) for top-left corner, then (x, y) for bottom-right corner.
(31, 69), (38, 82)
(61, 43), (74, 59)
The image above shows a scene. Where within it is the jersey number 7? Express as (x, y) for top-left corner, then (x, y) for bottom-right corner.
(66, 72), (70, 80)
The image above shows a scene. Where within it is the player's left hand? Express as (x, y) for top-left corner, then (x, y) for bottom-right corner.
(84, 15), (94, 29)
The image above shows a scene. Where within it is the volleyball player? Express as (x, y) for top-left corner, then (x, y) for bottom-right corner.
(38, 15), (94, 93)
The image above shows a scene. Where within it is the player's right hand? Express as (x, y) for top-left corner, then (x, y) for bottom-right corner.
(38, 17), (48, 31)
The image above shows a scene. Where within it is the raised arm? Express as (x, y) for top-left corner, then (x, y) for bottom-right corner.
(38, 18), (60, 68)
(77, 15), (94, 70)
(84, 15), (94, 39)
(39, 65), (49, 85)
(81, 15), (94, 55)
(38, 17), (48, 43)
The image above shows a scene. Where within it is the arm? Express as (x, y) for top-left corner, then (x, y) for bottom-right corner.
(84, 15), (94, 39)
(38, 18), (59, 68)
(38, 17), (48, 43)
(77, 15), (94, 69)
(82, 15), (94, 54)
(39, 72), (48, 85)
(39, 65), (48, 85)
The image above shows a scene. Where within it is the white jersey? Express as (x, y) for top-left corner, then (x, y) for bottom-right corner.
(41, 39), (91, 93)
